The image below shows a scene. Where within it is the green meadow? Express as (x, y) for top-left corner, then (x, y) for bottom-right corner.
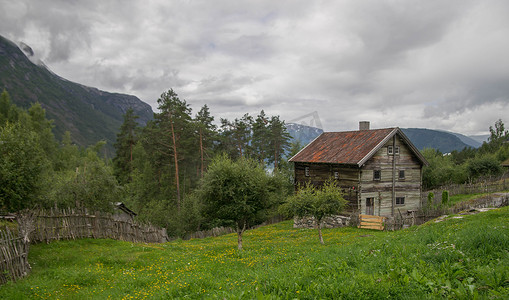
(0, 207), (508, 299)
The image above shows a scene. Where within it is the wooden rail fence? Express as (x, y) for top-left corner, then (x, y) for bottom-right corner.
(0, 228), (30, 285)
(29, 208), (168, 244)
(0, 208), (168, 285)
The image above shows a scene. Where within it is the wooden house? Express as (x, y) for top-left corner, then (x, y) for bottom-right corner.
(289, 122), (428, 217)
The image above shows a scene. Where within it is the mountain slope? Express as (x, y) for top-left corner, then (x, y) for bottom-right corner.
(401, 128), (472, 153)
(0, 35), (153, 152)
(285, 123), (323, 146)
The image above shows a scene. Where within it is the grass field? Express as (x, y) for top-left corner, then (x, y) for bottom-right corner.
(0, 207), (508, 299)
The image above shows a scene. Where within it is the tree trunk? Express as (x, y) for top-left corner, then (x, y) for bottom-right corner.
(199, 128), (204, 177)
(237, 221), (246, 250)
(169, 116), (181, 211)
(237, 230), (243, 251)
(317, 221), (324, 245)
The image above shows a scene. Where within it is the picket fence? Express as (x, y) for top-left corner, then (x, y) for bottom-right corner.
(0, 208), (168, 285)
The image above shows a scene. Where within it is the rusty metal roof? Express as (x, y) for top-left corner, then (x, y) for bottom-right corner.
(289, 127), (427, 166)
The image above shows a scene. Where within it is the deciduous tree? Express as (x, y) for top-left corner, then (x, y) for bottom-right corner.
(197, 155), (278, 250)
(280, 180), (346, 244)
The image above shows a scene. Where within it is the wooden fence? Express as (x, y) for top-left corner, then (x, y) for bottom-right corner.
(422, 172), (509, 203)
(387, 192), (509, 230)
(0, 208), (168, 285)
(28, 208), (168, 244)
(0, 228), (30, 285)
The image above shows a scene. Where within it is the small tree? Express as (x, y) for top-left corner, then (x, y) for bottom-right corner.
(441, 190), (449, 206)
(427, 192), (434, 210)
(197, 155), (278, 250)
(280, 180), (346, 244)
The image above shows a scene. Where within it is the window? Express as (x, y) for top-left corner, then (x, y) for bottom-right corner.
(305, 167), (310, 177)
(373, 170), (381, 181)
(388, 146), (400, 155)
(399, 170), (405, 180)
(396, 197), (405, 205)
(334, 171), (339, 179)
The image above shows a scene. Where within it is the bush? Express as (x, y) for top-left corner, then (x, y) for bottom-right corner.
(441, 191), (449, 205)
(467, 156), (503, 179)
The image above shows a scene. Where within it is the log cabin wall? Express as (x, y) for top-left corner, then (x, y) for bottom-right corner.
(294, 162), (361, 211)
(360, 135), (422, 217)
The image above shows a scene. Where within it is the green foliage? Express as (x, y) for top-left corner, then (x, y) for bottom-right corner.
(280, 179), (346, 244)
(197, 155), (280, 249)
(48, 143), (120, 212)
(422, 119), (509, 189)
(113, 108), (139, 184)
(0, 122), (47, 211)
(0, 90), (20, 126)
(441, 190), (449, 205)
(466, 155), (503, 179)
(426, 192), (435, 210)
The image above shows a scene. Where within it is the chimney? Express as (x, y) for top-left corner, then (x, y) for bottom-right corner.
(359, 121), (370, 131)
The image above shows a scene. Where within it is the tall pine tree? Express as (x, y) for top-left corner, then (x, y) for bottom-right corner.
(113, 108), (139, 184)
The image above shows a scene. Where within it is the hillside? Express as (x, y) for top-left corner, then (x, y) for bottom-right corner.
(401, 128), (473, 153)
(0, 207), (507, 298)
(0, 35), (153, 152)
(285, 122), (323, 146)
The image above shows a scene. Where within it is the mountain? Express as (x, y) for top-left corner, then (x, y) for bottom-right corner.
(285, 123), (323, 146)
(468, 134), (489, 145)
(444, 131), (483, 148)
(0, 35), (153, 154)
(401, 128), (473, 153)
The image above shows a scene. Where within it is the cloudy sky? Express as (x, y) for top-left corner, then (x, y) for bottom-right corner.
(1, 0), (508, 135)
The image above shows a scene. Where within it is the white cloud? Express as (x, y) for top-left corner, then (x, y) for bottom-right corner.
(0, 0), (507, 135)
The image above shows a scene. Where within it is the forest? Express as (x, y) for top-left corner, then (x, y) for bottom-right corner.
(1, 88), (508, 237)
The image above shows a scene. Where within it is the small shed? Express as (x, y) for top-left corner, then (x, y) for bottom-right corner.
(289, 122), (428, 217)
(113, 202), (137, 222)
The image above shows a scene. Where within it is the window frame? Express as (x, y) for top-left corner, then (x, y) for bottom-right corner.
(396, 196), (405, 205)
(305, 166), (310, 177)
(373, 169), (381, 181)
(388, 145), (400, 155)
(334, 171), (339, 179)
(399, 170), (405, 180)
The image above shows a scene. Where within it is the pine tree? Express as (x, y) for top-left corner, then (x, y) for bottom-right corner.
(194, 105), (216, 177)
(267, 115), (291, 169)
(155, 89), (194, 210)
(252, 110), (270, 163)
(113, 108), (139, 184)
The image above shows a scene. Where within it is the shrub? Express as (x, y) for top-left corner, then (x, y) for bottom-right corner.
(441, 191), (449, 205)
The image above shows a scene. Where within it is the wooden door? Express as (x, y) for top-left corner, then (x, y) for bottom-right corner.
(366, 198), (374, 215)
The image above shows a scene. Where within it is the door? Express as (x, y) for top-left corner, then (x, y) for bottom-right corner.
(366, 198), (374, 215)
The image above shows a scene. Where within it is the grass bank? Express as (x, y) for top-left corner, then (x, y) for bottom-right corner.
(0, 207), (508, 299)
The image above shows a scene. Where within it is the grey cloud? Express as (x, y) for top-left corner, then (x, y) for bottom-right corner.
(1, 0), (508, 135)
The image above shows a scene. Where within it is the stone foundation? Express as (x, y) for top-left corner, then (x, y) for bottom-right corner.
(293, 215), (351, 229)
